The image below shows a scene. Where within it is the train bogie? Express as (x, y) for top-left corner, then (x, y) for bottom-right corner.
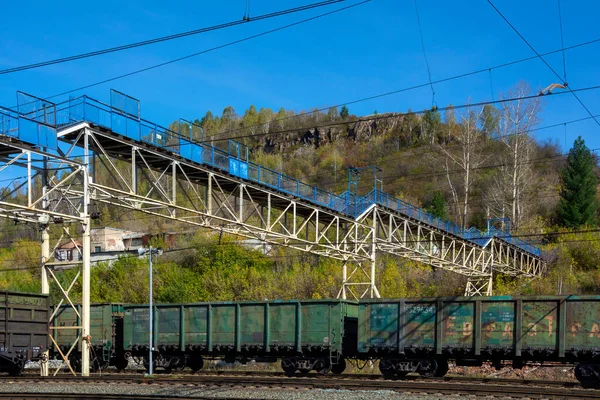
(0, 291), (49, 375)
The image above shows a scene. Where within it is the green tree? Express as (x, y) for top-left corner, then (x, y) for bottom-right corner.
(425, 190), (446, 219)
(557, 136), (598, 228)
(200, 111), (217, 136)
(478, 104), (499, 138)
(241, 105), (259, 135)
(275, 107), (287, 129)
(221, 106), (237, 132)
(258, 107), (274, 134)
(327, 107), (339, 121)
(340, 105), (349, 120)
(422, 107), (441, 144)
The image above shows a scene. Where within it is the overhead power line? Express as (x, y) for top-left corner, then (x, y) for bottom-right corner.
(413, 0), (435, 106)
(210, 83), (600, 143)
(0, 0), (345, 75)
(29, 0), (371, 104)
(486, 0), (600, 128)
(200, 38), (600, 140)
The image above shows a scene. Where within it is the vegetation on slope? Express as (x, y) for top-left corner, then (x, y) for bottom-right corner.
(0, 80), (599, 301)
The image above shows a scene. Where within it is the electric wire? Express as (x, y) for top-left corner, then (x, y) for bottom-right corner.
(413, 0), (435, 107)
(4, 225), (600, 273)
(557, 0), (568, 82)
(184, 37), (600, 140)
(0, 0), (345, 75)
(487, 0), (600, 127)
(0, 113), (596, 237)
(23, 0), (371, 104)
(209, 84), (600, 143)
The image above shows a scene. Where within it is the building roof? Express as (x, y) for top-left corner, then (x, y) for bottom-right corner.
(58, 240), (82, 249)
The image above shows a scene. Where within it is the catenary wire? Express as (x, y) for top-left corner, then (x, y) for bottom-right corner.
(557, 0), (567, 82)
(17, 1), (371, 106)
(3, 227), (600, 273)
(413, 0), (435, 106)
(0, 0), (345, 75)
(209, 84), (600, 143)
(487, 0), (600, 127)
(186, 37), (600, 140)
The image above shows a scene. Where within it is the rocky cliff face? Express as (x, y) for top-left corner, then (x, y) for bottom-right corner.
(258, 112), (407, 153)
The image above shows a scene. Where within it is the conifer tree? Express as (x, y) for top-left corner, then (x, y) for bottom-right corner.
(425, 191), (446, 219)
(340, 105), (349, 120)
(557, 136), (598, 228)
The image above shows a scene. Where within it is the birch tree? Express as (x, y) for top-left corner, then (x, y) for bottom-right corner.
(489, 81), (542, 229)
(440, 106), (487, 228)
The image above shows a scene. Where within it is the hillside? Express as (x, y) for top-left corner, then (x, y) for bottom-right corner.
(1, 81), (599, 302)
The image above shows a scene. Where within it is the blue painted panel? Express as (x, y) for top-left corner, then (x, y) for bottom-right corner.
(180, 140), (192, 160)
(191, 143), (203, 164)
(111, 113), (126, 136)
(237, 161), (248, 179)
(40, 125), (56, 150)
(127, 118), (140, 141)
(18, 118), (38, 145)
(229, 158), (239, 177)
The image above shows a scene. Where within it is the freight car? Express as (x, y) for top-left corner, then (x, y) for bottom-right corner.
(51, 303), (128, 372)
(358, 296), (600, 386)
(0, 291), (49, 375)
(122, 300), (358, 375)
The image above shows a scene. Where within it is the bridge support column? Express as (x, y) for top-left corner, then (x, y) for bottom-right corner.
(40, 225), (50, 377)
(80, 128), (91, 377)
(464, 275), (493, 296)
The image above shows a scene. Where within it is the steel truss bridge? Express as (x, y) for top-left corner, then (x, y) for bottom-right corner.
(0, 90), (545, 376)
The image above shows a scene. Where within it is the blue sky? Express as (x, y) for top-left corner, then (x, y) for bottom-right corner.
(1, 0), (599, 153)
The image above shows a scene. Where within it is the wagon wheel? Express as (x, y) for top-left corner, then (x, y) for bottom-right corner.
(115, 354), (130, 371)
(188, 356), (204, 372)
(575, 364), (600, 388)
(331, 358), (346, 375)
(417, 358), (438, 378)
(433, 358), (449, 377)
(379, 359), (396, 380)
(281, 358), (296, 377)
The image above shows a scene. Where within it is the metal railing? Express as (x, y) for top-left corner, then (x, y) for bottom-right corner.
(2, 93), (542, 257)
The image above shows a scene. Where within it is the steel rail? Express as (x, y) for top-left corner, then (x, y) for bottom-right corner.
(2, 374), (598, 399)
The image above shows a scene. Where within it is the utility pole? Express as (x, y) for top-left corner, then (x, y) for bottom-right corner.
(149, 246), (153, 376)
(138, 246), (162, 375)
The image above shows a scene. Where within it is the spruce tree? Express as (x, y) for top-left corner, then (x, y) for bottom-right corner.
(425, 191), (446, 219)
(557, 136), (598, 228)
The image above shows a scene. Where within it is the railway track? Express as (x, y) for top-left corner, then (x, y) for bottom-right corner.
(23, 368), (586, 388)
(2, 373), (599, 399)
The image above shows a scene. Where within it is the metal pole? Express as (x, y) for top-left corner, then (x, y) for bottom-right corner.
(40, 224), (50, 377)
(81, 129), (91, 377)
(148, 246), (153, 376)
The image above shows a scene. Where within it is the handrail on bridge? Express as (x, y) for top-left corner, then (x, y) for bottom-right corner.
(0, 91), (542, 258)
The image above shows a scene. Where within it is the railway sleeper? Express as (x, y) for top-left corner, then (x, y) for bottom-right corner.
(379, 357), (449, 379)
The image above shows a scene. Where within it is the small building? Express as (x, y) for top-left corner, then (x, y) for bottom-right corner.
(55, 240), (83, 262)
(91, 227), (148, 253)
